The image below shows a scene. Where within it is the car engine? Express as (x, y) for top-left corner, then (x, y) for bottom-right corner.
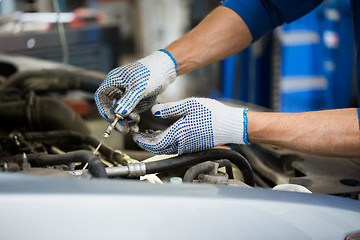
(0, 54), (359, 200)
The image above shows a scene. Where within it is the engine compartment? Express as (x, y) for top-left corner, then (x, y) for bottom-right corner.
(1, 54), (359, 200)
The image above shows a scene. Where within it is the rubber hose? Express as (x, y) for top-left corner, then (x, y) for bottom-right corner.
(215, 159), (234, 179)
(183, 160), (234, 183)
(233, 144), (290, 185)
(144, 149), (254, 186)
(0, 150), (107, 178)
(23, 130), (127, 165)
(22, 132), (253, 184)
(183, 161), (215, 183)
(1, 69), (105, 93)
(0, 95), (90, 134)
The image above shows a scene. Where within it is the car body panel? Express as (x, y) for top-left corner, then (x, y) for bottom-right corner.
(0, 172), (359, 240)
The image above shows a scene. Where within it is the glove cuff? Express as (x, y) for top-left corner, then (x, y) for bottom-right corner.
(213, 106), (250, 146)
(158, 49), (177, 74)
(138, 50), (177, 91)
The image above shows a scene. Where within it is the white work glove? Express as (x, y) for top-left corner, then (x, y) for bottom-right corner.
(94, 49), (177, 133)
(133, 97), (250, 155)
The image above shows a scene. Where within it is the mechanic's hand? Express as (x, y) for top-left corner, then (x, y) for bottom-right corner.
(133, 98), (249, 155)
(94, 49), (177, 133)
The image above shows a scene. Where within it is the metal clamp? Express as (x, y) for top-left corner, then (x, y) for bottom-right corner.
(127, 162), (146, 177)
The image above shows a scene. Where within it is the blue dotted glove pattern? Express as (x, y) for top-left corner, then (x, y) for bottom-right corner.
(132, 86), (161, 113)
(133, 98), (215, 155)
(94, 61), (164, 121)
(94, 50), (176, 134)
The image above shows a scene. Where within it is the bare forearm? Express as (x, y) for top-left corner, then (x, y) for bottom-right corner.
(165, 6), (252, 75)
(247, 109), (360, 158)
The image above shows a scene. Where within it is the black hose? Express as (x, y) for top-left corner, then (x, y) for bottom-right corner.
(0, 150), (107, 178)
(1, 69), (105, 93)
(215, 159), (234, 179)
(144, 149), (254, 186)
(183, 161), (215, 183)
(0, 94), (90, 134)
(21, 131), (253, 184)
(232, 144), (285, 186)
(23, 130), (128, 166)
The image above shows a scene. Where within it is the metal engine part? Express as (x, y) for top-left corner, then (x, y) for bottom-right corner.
(234, 144), (360, 198)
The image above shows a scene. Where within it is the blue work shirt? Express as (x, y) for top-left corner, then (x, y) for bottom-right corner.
(222, 0), (360, 129)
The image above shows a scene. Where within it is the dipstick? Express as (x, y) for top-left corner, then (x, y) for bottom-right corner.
(92, 114), (124, 156)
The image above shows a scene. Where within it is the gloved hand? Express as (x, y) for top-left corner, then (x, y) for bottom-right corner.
(133, 97), (250, 155)
(94, 49), (177, 133)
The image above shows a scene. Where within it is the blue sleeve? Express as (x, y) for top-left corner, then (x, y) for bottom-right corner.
(221, 0), (323, 41)
(358, 108), (360, 130)
(350, 1), (360, 107)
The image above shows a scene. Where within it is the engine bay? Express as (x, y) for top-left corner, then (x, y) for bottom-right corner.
(1, 54), (359, 200)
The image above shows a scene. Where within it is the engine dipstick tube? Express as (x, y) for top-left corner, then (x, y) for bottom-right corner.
(93, 114), (124, 155)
